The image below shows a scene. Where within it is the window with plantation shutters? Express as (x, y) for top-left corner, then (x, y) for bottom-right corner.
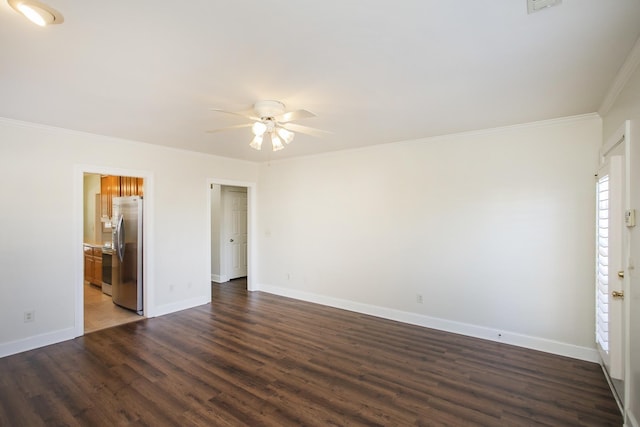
(596, 124), (630, 411)
(596, 175), (609, 353)
(595, 154), (623, 382)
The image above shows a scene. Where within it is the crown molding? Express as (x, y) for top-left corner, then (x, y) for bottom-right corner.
(599, 35), (640, 116)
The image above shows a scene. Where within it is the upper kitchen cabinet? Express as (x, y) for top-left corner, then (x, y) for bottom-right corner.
(100, 176), (118, 220)
(100, 176), (144, 219)
(120, 176), (144, 197)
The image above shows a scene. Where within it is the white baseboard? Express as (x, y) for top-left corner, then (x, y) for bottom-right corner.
(1, 285), (599, 366)
(0, 327), (76, 358)
(1, 296), (211, 358)
(152, 296), (210, 318)
(211, 274), (229, 283)
(627, 410), (639, 427)
(256, 283), (599, 363)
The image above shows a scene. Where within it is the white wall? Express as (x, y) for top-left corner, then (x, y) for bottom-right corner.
(256, 114), (601, 359)
(0, 118), (258, 356)
(601, 45), (640, 427)
(0, 109), (609, 368)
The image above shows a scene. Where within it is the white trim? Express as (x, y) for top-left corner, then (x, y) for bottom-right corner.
(0, 110), (600, 167)
(599, 120), (634, 424)
(206, 178), (257, 292)
(0, 328), (75, 358)
(627, 410), (639, 427)
(599, 36), (640, 116)
(256, 283), (599, 363)
(152, 297), (210, 318)
(601, 121), (627, 161)
(601, 135), (625, 160)
(211, 274), (229, 283)
(623, 120), (633, 423)
(417, 113), (600, 142)
(0, 117), (258, 166)
(264, 113), (601, 165)
(600, 362), (624, 416)
(73, 165), (156, 335)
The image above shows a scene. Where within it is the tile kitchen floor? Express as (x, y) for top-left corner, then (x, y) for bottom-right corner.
(84, 283), (142, 333)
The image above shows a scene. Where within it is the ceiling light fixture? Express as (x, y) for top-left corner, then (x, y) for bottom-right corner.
(209, 100), (322, 153)
(248, 118), (292, 151)
(270, 133), (284, 151)
(251, 121), (267, 137)
(7, 0), (64, 26)
(277, 127), (295, 144)
(249, 134), (263, 150)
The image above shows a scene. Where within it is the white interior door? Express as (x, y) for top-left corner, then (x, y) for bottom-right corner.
(223, 187), (247, 279)
(596, 155), (625, 382)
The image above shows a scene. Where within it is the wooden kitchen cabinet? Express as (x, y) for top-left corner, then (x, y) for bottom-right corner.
(100, 175), (144, 219)
(120, 176), (144, 197)
(84, 246), (93, 280)
(100, 175), (119, 220)
(94, 252), (102, 284)
(84, 245), (103, 286)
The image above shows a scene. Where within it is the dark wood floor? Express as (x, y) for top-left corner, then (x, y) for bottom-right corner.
(0, 279), (621, 426)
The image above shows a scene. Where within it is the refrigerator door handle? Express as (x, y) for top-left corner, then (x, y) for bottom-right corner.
(116, 214), (125, 262)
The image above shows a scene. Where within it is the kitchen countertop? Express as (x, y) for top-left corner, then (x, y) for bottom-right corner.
(84, 242), (113, 254)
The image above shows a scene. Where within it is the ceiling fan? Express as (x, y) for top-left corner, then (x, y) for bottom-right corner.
(208, 100), (325, 152)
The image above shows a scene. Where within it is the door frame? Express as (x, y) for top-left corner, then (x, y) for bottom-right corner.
(222, 186), (248, 280)
(599, 121), (632, 416)
(207, 178), (256, 292)
(73, 165), (154, 337)
(595, 157), (624, 380)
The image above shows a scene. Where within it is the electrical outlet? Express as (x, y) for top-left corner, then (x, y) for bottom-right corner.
(24, 310), (35, 323)
(416, 294), (423, 304)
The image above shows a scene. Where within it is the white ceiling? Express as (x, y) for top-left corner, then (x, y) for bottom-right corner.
(1, 1), (639, 161)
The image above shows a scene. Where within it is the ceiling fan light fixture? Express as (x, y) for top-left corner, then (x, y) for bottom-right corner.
(209, 100), (321, 154)
(271, 133), (284, 151)
(8, 0), (64, 26)
(277, 127), (295, 144)
(249, 134), (263, 150)
(251, 121), (267, 136)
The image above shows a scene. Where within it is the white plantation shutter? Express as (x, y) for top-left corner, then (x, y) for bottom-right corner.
(596, 175), (609, 353)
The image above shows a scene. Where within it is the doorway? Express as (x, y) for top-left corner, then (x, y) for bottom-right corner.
(79, 170), (149, 335)
(209, 180), (255, 294)
(211, 185), (248, 283)
(596, 157), (625, 404)
(596, 122), (631, 413)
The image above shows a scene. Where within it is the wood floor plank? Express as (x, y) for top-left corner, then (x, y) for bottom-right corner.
(0, 278), (622, 426)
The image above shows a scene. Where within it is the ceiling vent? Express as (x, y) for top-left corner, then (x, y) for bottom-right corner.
(527, 0), (562, 14)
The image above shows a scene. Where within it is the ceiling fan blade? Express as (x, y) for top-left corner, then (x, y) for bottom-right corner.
(276, 109), (316, 123)
(210, 108), (259, 121)
(205, 123), (252, 133)
(281, 122), (329, 137)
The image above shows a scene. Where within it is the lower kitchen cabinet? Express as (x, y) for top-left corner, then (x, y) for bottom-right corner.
(83, 245), (103, 286)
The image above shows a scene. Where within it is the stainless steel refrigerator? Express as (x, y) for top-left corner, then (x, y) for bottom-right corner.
(112, 196), (143, 315)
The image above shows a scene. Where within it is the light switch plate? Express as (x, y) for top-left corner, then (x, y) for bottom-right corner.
(625, 209), (636, 227)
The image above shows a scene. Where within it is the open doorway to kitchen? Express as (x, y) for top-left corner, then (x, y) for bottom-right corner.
(77, 168), (151, 336)
(209, 180), (256, 296)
